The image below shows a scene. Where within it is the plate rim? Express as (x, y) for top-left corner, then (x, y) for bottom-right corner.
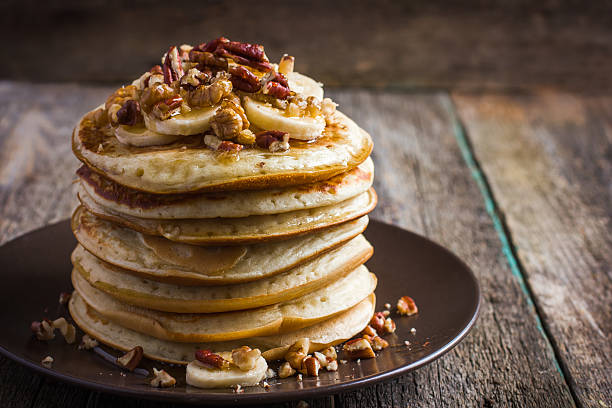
(0, 218), (481, 405)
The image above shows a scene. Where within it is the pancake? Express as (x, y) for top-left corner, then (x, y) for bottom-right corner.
(72, 266), (376, 342)
(78, 157), (374, 219)
(73, 109), (373, 194)
(72, 204), (368, 286)
(71, 234), (373, 313)
(69, 291), (375, 364)
(77, 188), (377, 245)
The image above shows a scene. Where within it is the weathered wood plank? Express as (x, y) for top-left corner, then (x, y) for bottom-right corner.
(327, 89), (575, 407)
(2, 1), (612, 91)
(0, 82), (576, 407)
(453, 91), (612, 408)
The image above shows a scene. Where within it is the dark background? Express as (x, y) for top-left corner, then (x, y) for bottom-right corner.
(2, 0), (612, 91)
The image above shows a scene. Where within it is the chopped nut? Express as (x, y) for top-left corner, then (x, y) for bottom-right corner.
(186, 75), (233, 107)
(384, 303), (391, 309)
(296, 373), (303, 382)
(211, 99), (249, 140)
(397, 296), (418, 316)
(58, 292), (71, 305)
(278, 361), (296, 378)
(232, 384), (243, 393)
(278, 55), (295, 75)
(255, 130), (289, 152)
(195, 349), (230, 369)
(340, 360), (348, 364)
(31, 319), (55, 341)
(180, 67), (210, 88)
(217, 140), (244, 152)
(116, 346), (144, 371)
(370, 336), (389, 351)
(343, 338), (375, 359)
(52, 318), (76, 344)
(404, 340), (411, 346)
(313, 352), (328, 367)
(41, 355), (54, 368)
(229, 65), (261, 93)
(302, 356), (320, 376)
(321, 346), (337, 360)
(326, 359), (339, 371)
(78, 334), (99, 350)
(285, 338), (310, 370)
(262, 380), (271, 390)
(116, 100), (144, 126)
(266, 368), (276, 379)
(362, 325), (378, 337)
(383, 317), (396, 334)
(140, 82), (177, 113)
(410, 328), (417, 335)
(262, 80), (291, 99)
(231, 346), (261, 371)
(236, 129), (256, 145)
(162, 46), (184, 85)
(150, 368), (176, 388)
(369, 312), (386, 333)
(152, 95), (183, 120)
(382, 310), (391, 317)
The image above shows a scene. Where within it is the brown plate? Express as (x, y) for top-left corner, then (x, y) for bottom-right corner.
(0, 219), (479, 405)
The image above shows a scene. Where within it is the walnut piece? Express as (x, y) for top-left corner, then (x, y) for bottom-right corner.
(211, 99), (249, 140)
(278, 361), (296, 378)
(78, 334), (99, 350)
(52, 318), (76, 344)
(397, 296), (418, 316)
(342, 338), (376, 359)
(116, 346), (144, 371)
(150, 368), (176, 388)
(284, 338), (310, 370)
(231, 346), (261, 371)
(383, 317), (396, 334)
(302, 356), (320, 376)
(369, 312), (386, 333)
(186, 74), (233, 107)
(31, 319), (55, 341)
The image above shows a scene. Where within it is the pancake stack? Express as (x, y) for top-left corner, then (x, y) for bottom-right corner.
(67, 39), (377, 364)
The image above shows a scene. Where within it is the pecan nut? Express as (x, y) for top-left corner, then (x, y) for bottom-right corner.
(255, 130), (289, 152)
(150, 368), (176, 388)
(397, 296), (418, 316)
(369, 312), (386, 333)
(343, 338), (376, 359)
(116, 346), (144, 371)
(162, 46), (184, 85)
(231, 346), (261, 371)
(116, 100), (144, 126)
(262, 81), (291, 99)
(229, 65), (261, 93)
(195, 349), (230, 369)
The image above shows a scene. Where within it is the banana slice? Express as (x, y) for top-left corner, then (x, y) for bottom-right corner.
(287, 72), (324, 100)
(186, 354), (268, 388)
(243, 96), (325, 140)
(143, 106), (217, 136)
(114, 125), (184, 147)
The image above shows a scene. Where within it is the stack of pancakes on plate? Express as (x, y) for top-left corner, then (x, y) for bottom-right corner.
(67, 40), (377, 364)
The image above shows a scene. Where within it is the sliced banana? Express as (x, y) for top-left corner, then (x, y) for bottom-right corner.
(243, 96), (325, 140)
(186, 354), (268, 388)
(287, 71), (324, 100)
(143, 106), (217, 136)
(114, 125), (184, 147)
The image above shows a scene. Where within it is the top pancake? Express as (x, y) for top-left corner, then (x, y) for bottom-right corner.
(73, 108), (373, 194)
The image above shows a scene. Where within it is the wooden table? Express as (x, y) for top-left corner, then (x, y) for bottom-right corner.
(0, 82), (610, 407)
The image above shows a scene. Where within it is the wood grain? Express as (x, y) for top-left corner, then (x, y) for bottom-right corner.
(453, 91), (612, 408)
(2, 1), (612, 91)
(0, 83), (577, 407)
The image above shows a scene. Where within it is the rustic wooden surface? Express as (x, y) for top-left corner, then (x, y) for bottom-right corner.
(453, 91), (612, 407)
(2, 1), (612, 92)
(0, 81), (609, 407)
